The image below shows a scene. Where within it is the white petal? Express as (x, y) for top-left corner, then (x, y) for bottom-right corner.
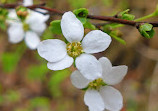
(70, 70), (91, 89)
(75, 54), (102, 80)
(24, 31), (40, 50)
(37, 39), (67, 62)
(106, 65), (128, 85)
(7, 22), (24, 44)
(82, 30), (111, 53)
(99, 57), (128, 85)
(84, 89), (105, 111)
(28, 11), (49, 23)
(99, 86), (123, 111)
(29, 22), (46, 35)
(47, 55), (73, 70)
(61, 11), (84, 43)
(23, 0), (33, 6)
(7, 10), (19, 24)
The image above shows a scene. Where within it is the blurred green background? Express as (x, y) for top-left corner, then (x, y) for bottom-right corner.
(0, 0), (158, 111)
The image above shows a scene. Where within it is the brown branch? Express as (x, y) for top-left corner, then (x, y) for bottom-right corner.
(1, 3), (158, 27)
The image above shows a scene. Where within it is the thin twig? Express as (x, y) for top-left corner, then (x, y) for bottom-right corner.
(1, 3), (158, 27)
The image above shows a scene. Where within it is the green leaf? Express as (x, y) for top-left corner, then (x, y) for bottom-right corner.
(27, 64), (49, 80)
(110, 33), (126, 45)
(122, 14), (135, 20)
(139, 23), (155, 38)
(48, 69), (71, 98)
(83, 21), (96, 30)
(118, 9), (135, 20)
(73, 8), (89, 24)
(49, 20), (62, 34)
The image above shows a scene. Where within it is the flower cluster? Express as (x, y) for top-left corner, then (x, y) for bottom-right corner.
(7, 0), (49, 49)
(4, 0), (128, 110)
(37, 11), (128, 111)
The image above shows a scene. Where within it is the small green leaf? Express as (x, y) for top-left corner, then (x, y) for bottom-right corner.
(83, 21), (96, 30)
(110, 33), (126, 45)
(73, 8), (88, 24)
(122, 14), (135, 20)
(49, 20), (62, 34)
(139, 23), (155, 38)
(118, 9), (135, 20)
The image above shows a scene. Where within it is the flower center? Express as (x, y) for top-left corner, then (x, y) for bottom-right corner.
(23, 22), (30, 31)
(66, 42), (83, 58)
(88, 78), (106, 90)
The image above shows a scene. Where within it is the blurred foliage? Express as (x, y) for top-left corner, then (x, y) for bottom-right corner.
(68, 0), (87, 9)
(48, 69), (71, 98)
(27, 64), (49, 81)
(1, 44), (26, 73)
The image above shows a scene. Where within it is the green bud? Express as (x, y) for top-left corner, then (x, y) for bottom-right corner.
(16, 6), (28, 21)
(73, 8), (89, 24)
(49, 20), (62, 34)
(139, 23), (155, 38)
(118, 9), (135, 20)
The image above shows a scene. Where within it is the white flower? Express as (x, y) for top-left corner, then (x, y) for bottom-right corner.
(37, 11), (111, 80)
(7, 0), (49, 50)
(71, 57), (128, 111)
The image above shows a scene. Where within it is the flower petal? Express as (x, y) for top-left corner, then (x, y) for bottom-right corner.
(35, 8), (50, 22)
(23, 0), (33, 6)
(29, 22), (46, 35)
(84, 89), (105, 111)
(106, 65), (128, 85)
(76, 54), (102, 80)
(82, 30), (111, 53)
(28, 11), (49, 23)
(47, 55), (73, 70)
(7, 10), (19, 24)
(24, 31), (40, 50)
(7, 22), (24, 44)
(61, 11), (84, 43)
(71, 70), (91, 89)
(99, 57), (128, 85)
(37, 39), (67, 62)
(99, 86), (123, 111)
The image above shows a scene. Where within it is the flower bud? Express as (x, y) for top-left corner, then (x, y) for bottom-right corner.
(138, 23), (155, 38)
(118, 9), (135, 20)
(16, 6), (28, 21)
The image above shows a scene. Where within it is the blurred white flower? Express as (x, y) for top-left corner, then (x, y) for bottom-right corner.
(7, 0), (49, 50)
(71, 57), (128, 111)
(37, 11), (111, 80)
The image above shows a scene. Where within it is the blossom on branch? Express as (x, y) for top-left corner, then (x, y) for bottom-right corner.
(37, 11), (111, 80)
(7, 0), (49, 50)
(71, 57), (128, 111)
